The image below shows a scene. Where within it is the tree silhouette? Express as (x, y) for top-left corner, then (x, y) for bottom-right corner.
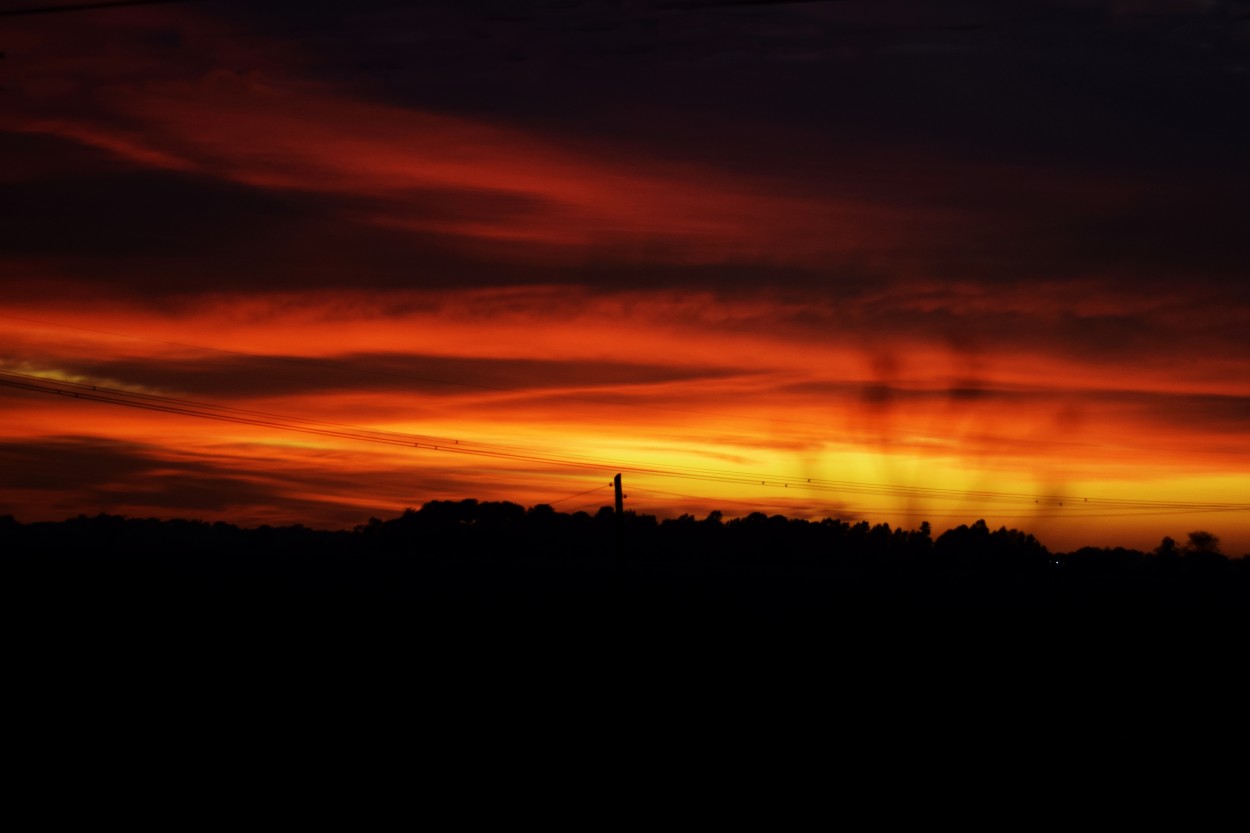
(1183, 531), (1221, 556)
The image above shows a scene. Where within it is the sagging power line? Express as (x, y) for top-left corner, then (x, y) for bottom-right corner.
(3, 367), (1248, 519)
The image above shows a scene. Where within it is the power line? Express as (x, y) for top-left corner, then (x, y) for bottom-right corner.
(0, 314), (1141, 465)
(546, 483), (612, 506)
(4, 367), (1248, 518)
(565, 498), (615, 515)
(628, 486), (1250, 522)
(628, 486), (790, 512)
(12, 362), (1216, 512)
(0, 313), (870, 436)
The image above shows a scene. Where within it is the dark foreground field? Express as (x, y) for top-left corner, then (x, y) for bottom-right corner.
(6, 503), (1245, 782)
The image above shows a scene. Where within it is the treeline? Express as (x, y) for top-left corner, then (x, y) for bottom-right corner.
(3, 500), (1247, 620)
(2, 498), (1241, 563)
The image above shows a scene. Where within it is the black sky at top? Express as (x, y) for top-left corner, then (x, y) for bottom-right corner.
(8, 0), (1250, 170)
(5, 0), (1250, 301)
(204, 0), (1250, 173)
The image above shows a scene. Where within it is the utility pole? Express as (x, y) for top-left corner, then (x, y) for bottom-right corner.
(614, 473), (624, 563)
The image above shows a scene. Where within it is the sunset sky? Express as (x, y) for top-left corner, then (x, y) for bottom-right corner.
(3, 0), (1249, 555)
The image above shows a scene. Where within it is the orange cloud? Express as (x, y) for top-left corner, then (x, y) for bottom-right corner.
(9, 64), (921, 269)
(3, 5), (1249, 557)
